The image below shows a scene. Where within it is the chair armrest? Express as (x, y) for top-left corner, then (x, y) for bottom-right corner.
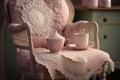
(63, 21), (100, 49)
(8, 23), (36, 75)
(8, 23), (28, 33)
(89, 21), (99, 49)
(76, 21), (100, 49)
(8, 23), (33, 49)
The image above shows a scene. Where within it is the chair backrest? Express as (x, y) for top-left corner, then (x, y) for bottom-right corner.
(8, 0), (74, 48)
(64, 21), (99, 49)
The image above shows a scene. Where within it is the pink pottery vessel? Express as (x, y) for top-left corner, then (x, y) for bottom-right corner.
(98, 0), (111, 8)
(46, 31), (65, 53)
(74, 32), (89, 49)
(82, 0), (98, 8)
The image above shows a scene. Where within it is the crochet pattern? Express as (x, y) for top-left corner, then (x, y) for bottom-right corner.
(21, 0), (53, 36)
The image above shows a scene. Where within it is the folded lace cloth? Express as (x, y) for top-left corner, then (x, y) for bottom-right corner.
(33, 48), (115, 80)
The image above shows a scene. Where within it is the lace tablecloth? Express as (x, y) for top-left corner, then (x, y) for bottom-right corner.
(33, 48), (114, 80)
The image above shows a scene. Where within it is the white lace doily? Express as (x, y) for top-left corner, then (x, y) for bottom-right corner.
(21, 0), (53, 36)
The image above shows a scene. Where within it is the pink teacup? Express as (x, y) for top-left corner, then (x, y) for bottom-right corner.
(74, 33), (89, 49)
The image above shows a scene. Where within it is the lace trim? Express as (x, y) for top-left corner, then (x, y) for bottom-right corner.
(21, 0), (53, 36)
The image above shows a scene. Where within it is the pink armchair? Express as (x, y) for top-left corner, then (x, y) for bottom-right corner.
(7, 0), (74, 79)
(7, 0), (114, 80)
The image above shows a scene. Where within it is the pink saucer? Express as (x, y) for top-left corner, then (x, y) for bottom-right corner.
(66, 44), (88, 50)
(65, 42), (95, 50)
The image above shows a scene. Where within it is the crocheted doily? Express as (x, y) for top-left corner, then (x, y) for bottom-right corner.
(21, 0), (53, 36)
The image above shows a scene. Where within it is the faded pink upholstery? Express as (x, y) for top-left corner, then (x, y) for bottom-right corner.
(8, 0), (70, 48)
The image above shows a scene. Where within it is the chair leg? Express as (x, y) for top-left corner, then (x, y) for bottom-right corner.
(21, 74), (24, 80)
(90, 75), (97, 80)
(41, 72), (44, 80)
(100, 61), (108, 80)
(36, 72), (44, 80)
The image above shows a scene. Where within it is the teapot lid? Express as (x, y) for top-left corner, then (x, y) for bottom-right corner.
(47, 31), (65, 40)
